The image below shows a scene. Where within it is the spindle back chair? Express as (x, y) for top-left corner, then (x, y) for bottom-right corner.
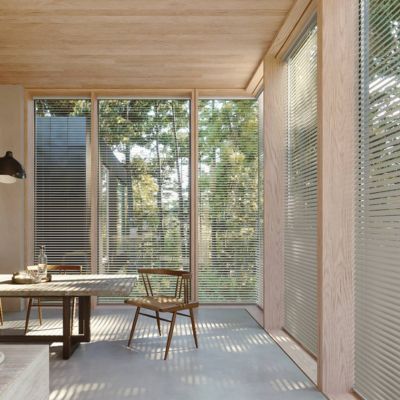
(125, 268), (199, 360)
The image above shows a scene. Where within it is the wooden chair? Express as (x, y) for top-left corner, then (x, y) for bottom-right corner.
(125, 268), (199, 360)
(0, 299), (3, 325)
(24, 265), (82, 334)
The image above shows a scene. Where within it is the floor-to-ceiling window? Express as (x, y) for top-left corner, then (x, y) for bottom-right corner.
(97, 99), (190, 301)
(33, 95), (264, 305)
(284, 23), (318, 355)
(198, 98), (263, 304)
(355, 1), (400, 398)
(257, 94), (264, 307)
(34, 99), (92, 271)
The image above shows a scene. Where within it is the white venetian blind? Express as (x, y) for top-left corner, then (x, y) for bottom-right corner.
(98, 99), (190, 302)
(257, 94), (264, 307)
(198, 99), (263, 304)
(284, 25), (318, 355)
(355, 0), (400, 398)
(34, 99), (92, 272)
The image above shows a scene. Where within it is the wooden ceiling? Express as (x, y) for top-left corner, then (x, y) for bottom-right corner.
(0, 0), (294, 89)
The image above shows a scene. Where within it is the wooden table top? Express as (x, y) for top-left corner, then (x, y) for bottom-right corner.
(0, 274), (138, 297)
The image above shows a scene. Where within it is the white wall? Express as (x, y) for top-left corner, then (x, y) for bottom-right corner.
(0, 85), (24, 311)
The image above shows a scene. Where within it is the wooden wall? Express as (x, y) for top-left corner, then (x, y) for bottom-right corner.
(262, 0), (358, 398)
(317, 0), (358, 396)
(0, 85), (25, 311)
(263, 56), (286, 330)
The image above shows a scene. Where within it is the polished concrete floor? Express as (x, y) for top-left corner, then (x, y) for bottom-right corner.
(2, 307), (326, 400)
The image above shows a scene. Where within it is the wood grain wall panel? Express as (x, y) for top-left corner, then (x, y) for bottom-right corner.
(317, 0), (357, 395)
(263, 55), (286, 330)
(0, 85), (25, 312)
(24, 92), (34, 269)
(246, 61), (264, 96)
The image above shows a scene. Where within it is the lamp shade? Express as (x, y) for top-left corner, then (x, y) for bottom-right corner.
(0, 151), (26, 184)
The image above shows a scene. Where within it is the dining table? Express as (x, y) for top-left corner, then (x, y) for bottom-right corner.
(0, 274), (137, 359)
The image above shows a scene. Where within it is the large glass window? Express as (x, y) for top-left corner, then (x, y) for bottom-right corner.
(198, 99), (263, 304)
(284, 24), (318, 355)
(98, 99), (190, 301)
(34, 99), (91, 271)
(33, 96), (264, 305)
(355, 1), (400, 398)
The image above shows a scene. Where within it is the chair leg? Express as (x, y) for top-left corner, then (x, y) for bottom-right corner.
(0, 299), (3, 326)
(25, 298), (33, 334)
(156, 311), (161, 336)
(164, 312), (177, 360)
(127, 307), (141, 347)
(71, 297), (76, 335)
(37, 298), (43, 325)
(189, 309), (199, 348)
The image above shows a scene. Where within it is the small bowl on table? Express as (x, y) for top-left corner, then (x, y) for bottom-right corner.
(26, 265), (43, 283)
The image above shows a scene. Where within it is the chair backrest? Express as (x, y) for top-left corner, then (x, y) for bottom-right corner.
(47, 265), (82, 274)
(138, 268), (192, 304)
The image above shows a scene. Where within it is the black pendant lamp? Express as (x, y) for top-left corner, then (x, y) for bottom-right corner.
(0, 151), (26, 184)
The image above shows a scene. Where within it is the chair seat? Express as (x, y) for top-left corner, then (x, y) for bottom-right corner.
(125, 296), (197, 312)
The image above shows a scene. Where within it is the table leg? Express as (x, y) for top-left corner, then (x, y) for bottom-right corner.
(78, 298), (84, 334)
(78, 296), (91, 342)
(62, 297), (72, 359)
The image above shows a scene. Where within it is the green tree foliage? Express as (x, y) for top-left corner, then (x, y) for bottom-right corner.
(369, 0), (399, 75)
(366, 0), (400, 177)
(198, 99), (262, 303)
(98, 99), (190, 276)
(35, 99), (90, 117)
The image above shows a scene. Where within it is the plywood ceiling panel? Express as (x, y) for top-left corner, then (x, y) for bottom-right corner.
(0, 0), (294, 89)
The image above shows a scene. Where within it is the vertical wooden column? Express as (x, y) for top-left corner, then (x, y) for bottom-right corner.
(23, 93), (35, 313)
(263, 56), (286, 330)
(24, 92), (34, 268)
(317, 0), (358, 396)
(90, 92), (99, 308)
(190, 89), (199, 301)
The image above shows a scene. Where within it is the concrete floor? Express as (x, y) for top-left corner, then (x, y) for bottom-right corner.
(2, 307), (326, 400)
